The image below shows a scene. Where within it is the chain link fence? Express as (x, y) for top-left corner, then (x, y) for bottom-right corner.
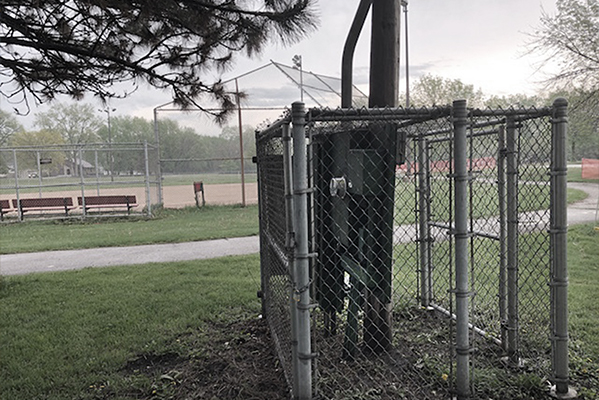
(0, 142), (160, 220)
(256, 99), (573, 399)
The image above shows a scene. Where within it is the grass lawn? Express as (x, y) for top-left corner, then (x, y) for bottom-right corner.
(1, 226), (597, 399)
(0, 205), (259, 254)
(0, 255), (264, 400)
(567, 224), (599, 399)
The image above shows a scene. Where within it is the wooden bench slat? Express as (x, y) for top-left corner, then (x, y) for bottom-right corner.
(78, 195), (137, 206)
(77, 195), (137, 214)
(12, 197), (74, 220)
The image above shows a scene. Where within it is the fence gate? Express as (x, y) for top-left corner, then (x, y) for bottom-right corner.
(256, 99), (573, 399)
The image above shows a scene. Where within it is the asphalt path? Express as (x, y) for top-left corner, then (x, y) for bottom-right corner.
(1, 182), (596, 276)
(1, 236), (260, 276)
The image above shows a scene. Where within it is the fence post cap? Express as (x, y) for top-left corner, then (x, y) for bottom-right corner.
(552, 97), (568, 108)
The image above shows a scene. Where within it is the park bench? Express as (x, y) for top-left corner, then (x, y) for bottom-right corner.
(0, 199), (11, 220)
(12, 197), (75, 220)
(78, 195), (137, 214)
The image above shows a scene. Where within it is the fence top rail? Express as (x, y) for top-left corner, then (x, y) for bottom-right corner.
(307, 106), (452, 122)
(307, 105), (553, 120)
(255, 104), (556, 141)
(255, 116), (291, 142)
(469, 106), (553, 118)
(0, 142), (157, 152)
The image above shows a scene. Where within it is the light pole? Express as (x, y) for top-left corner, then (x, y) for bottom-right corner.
(99, 107), (116, 182)
(292, 54), (304, 102)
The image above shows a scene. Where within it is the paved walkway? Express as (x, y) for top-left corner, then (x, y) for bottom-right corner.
(1, 236), (260, 276)
(1, 183), (596, 276)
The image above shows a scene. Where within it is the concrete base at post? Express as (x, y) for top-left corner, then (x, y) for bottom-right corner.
(549, 385), (578, 399)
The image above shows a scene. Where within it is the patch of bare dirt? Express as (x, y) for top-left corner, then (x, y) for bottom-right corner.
(120, 317), (289, 400)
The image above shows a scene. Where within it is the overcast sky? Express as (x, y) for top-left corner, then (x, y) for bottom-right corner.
(2, 0), (557, 133)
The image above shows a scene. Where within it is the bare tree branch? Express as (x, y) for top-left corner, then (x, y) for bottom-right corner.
(525, 0), (599, 93)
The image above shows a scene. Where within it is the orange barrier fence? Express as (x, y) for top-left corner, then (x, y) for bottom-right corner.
(581, 158), (599, 179)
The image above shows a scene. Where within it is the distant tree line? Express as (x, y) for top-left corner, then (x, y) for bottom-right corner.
(403, 74), (598, 161)
(0, 103), (257, 176)
(0, 70), (596, 177)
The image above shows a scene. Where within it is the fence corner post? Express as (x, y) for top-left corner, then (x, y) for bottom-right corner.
(550, 97), (577, 399)
(453, 99), (471, 400)
(291, 101), (313, 400)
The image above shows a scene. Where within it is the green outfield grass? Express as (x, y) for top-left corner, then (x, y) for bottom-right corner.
(0, 205), (258, 254)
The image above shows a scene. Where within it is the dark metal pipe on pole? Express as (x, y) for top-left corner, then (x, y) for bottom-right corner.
(341, 0), (372, 108)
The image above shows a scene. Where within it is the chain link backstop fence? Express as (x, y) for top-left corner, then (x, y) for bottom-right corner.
(0, 142), (160, 220)
(256, 99), (574, 399)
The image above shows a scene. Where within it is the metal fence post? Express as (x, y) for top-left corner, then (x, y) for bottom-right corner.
(153, 108), (163, 206)
(506, 116), (520, 365)
(453, 99), (471, 399)
(13, 149), (22, 220)
(79, 148), (86, 218)
(284, 121), (301, 396)
(94, 150), (101, 196)
(282, 124), (295, 251)
(291, 101), (312, 400)
(36, 150), (42, 198)
(550, 98), (577, 399)
(497, 125), (508, 351)
(418, 136), (431, 307)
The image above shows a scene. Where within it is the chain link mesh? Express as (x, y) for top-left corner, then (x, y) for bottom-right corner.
(256, 104), (561, 399)
(255, 117), (294, 393)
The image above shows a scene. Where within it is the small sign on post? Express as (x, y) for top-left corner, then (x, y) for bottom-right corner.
(193, 181), (205, 208)
(39, 158), (52, 165)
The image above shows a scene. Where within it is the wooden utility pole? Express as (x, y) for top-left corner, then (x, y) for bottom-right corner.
(364, 0), (400, 353)
(369, 0), (400, 108)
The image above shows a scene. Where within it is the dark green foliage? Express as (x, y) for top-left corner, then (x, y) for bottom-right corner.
(0, 0), (317, 121)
